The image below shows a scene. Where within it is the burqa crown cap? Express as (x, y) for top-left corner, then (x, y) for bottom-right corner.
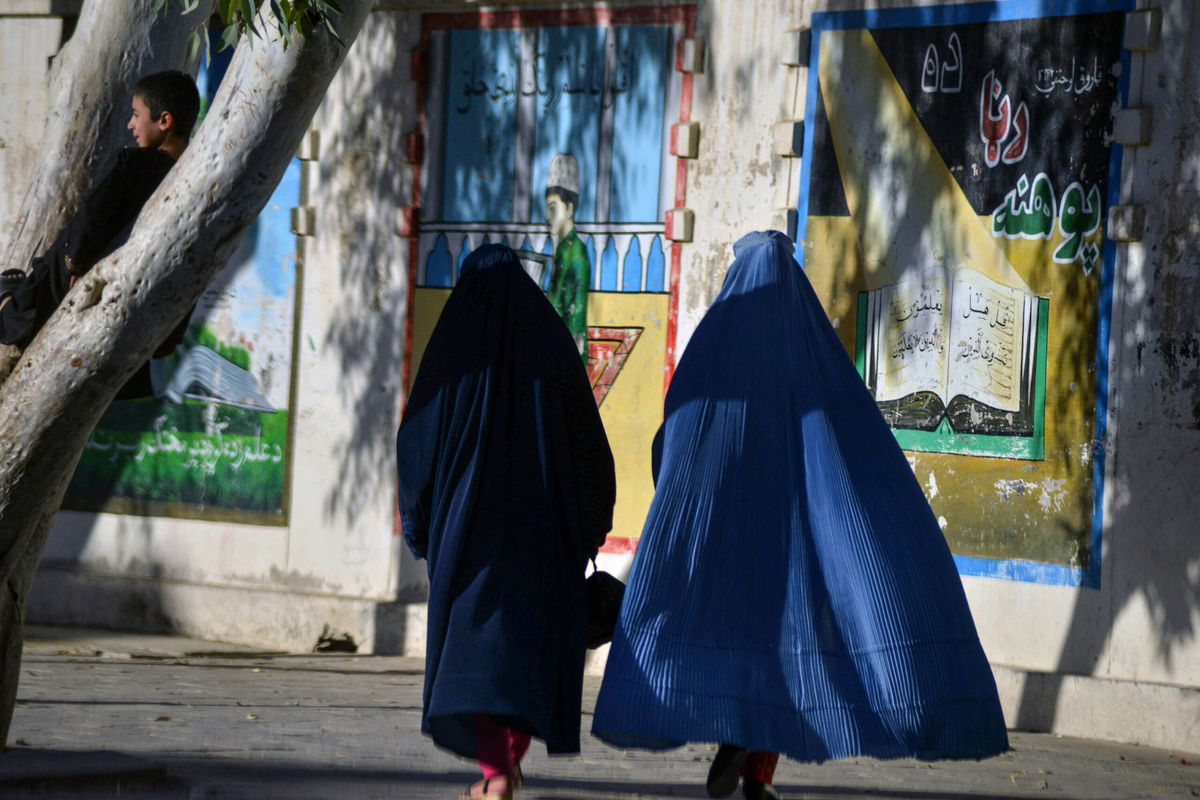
(733, 229), (793, 257)
(460, 243), (520, 277)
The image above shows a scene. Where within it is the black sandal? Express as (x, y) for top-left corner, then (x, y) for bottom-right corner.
(743, 777), (782, 800)
(707, 743), (749, 798)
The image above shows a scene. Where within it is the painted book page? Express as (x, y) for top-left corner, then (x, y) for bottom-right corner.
(947, 268), (1024, 412)
(872, 272), (950, 403)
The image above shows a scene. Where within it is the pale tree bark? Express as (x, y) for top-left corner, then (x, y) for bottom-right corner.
(0, 0), (214, 376)
(0, 1), (374, 746)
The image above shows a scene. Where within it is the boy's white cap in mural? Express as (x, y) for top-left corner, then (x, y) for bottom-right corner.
(546, 152), (581, 197)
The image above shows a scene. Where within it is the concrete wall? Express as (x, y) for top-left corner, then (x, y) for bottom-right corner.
(0, 3), (71, 259)
(3, 0), (1198, 754)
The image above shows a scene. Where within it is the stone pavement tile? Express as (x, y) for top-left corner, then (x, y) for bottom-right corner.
(5, 637), (1200, 799)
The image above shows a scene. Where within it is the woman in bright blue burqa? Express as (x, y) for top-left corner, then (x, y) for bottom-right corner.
(397, 244), (615, 800)
(592, 231), (1007, 800)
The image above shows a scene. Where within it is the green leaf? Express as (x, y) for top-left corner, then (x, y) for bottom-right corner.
(186, 29), (202, 67)
(218, 24), (240, 53)
(201, 25), (212, 68)
(272, 1), (292, 50)
(323, 14), (344, 46)
(241, 0), (258, 38)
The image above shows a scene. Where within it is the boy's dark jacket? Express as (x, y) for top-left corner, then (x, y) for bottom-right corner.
(1, 147), (189, 397)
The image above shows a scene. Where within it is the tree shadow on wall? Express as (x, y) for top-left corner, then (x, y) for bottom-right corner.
(314, 10), (426, 620)
(1012, 4), (1200, 729)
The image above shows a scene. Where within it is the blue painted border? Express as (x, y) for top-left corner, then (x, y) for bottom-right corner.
(796, 0), (1135, 588)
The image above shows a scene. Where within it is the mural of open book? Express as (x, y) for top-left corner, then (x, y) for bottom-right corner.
(161, 345), (276, 414)
(856, 268), (1047, 459)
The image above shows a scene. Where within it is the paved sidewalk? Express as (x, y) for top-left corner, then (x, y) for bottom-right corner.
(2, 625), (1198, 799)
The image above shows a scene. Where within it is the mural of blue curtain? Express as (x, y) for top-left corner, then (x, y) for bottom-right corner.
(609, 25), (670, 222)
(442, 29), (521, 222)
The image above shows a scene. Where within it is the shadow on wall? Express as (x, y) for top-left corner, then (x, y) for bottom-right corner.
(30, 513), (176, 636)
(1014, 2), (1200, 729)
(314, 10), (414, 558)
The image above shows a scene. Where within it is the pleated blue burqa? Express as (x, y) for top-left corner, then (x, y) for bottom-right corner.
(592, 231), (1007, 763)
(397, 244), (616, 759)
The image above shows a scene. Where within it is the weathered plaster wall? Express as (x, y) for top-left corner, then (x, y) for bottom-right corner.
(674, 0), (802, 348)
(292, 9), (422, 604)
(1101, 0), (1200, 688)
(0, 7), (68, 259)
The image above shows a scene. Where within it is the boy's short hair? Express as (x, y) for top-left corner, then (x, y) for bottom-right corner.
(133, 70), (201, 139)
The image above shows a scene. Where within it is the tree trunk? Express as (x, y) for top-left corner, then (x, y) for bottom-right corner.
(0, 1), (373, 746)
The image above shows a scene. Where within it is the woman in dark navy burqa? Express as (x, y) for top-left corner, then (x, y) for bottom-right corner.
(592, 231), (1007, 800)
(397, 244), (615, 800)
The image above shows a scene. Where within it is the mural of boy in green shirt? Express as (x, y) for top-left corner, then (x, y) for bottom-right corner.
(545, 153), (590, 357)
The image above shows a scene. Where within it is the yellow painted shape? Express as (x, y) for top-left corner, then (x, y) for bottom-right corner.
(408, 287), (667, 543)
(818, 28), (1030, 293)
(799, 217), (867, 356)
(409, 287), (452, 390)
(588, 291), (670, 542)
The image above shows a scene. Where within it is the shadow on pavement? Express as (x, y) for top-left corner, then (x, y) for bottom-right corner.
(0, 748), (179, 796)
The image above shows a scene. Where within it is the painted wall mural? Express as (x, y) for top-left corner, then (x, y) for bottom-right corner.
(410, 7), (695, 549)
(798, 1), (1132, 586)
(62, 47), (298, 525)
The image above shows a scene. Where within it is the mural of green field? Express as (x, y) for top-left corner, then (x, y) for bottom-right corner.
(64, 398), (289, 521)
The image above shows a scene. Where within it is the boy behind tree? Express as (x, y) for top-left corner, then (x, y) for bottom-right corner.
(0, 69), (200, 397)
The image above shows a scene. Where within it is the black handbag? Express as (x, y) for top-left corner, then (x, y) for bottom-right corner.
(585, 561), (625, 649)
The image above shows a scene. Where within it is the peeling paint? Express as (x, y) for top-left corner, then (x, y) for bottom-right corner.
(926, 471), (939, 498)
(1037, 478), (1067, 513)
(993, 477), (1067, 513)
(994, 478), (1035, 502)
